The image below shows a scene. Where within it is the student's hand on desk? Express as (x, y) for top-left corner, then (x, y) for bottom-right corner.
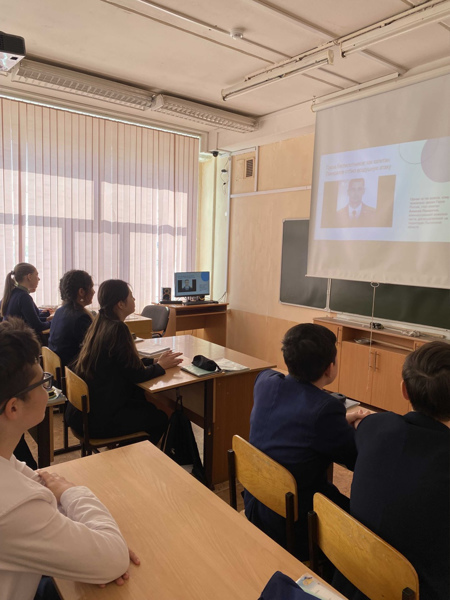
(98, 548), (140, 588)
(157, 350), (183, 370)
(38, 471), (76, 502)
(346, 408), (375, 429)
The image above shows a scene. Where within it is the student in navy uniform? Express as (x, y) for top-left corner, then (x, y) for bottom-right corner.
(67, 279), (183, 443)
(49, 270), (95, 367)
(244, 323), (371, 559)
(1, 263), (52, 339)
(1, 263), (53, 468)
(340, 341), (450, 600)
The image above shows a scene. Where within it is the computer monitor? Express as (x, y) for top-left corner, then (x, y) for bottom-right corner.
(174, 271), (210, 299)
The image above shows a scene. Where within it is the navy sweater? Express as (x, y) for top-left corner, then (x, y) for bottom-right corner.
(2, 287), (50, 333)
(49, 304), (93, 367)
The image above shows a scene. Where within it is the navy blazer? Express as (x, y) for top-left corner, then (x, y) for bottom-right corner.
(244, 370), (357, 559)
(1, 286), (50, 333)
(48, 304), (93, 367)
(349, 411), (450, 600)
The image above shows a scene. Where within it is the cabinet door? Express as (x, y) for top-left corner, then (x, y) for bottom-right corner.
(338, 341), (372, 404)
(371, 349), (409, 414)
(324, 325), (341, 393)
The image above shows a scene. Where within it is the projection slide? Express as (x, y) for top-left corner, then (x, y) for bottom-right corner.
(315, 136), (449, 242)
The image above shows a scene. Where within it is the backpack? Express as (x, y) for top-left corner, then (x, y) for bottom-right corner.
(160, 395), (208, 486)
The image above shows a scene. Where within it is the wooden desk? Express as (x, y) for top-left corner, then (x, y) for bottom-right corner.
(125, 314), (152, 339)
(138, 335), (274, 485)
(47, 443), (344, 600)
(162, 302), (228, 346)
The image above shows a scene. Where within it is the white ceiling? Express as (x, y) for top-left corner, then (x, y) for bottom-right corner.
(1, 0), (450, 148)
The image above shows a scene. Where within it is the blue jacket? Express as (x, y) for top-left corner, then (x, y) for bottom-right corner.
(1, 286), (50, 333)
(244, 369), (357, 559)
(49, 304), (93, 367)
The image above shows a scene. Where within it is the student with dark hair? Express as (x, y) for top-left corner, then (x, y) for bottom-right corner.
(344, 341), (450, 600)
(67, 279), (182, 442)
(0, 318), (132, 600)
(1, 263), (52, 336)
(244, 323), (371, 559)
(48, 270), (95, 366)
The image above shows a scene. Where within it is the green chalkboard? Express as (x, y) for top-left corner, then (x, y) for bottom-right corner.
(330, 279), (450, 329)
(280, 219), (328, 309)
(280, 219), (450, 329)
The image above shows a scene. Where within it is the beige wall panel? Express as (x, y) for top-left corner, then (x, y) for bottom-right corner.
(227, 309), (332, 370)
(227, 309), (268, 360)
(258, 134), (314, 191)
(231, 151), (256, 195)
(228, 189), (312, 315)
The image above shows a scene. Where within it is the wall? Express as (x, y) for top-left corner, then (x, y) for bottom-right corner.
(226, 133), (334, 369)
(197, 155), (229, 301)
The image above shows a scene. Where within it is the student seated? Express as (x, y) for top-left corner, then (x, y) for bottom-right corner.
(48, 270), (95, 367)
(244, 323), (371, 559)
(1, 263), (52, 339)
(0, 318), (131, 600)
(344, 341), (450, 600)
(66, 279), (182, 443)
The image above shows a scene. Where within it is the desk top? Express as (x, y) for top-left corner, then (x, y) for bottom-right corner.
(137, 335), (275, 393)
(48, 442), (342, 600)
(125, 314), (152, 322)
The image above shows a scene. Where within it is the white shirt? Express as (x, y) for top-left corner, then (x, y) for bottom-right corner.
(0, 455), (129, 600)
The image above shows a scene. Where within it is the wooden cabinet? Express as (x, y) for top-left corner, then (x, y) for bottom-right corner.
(322, 322), (342, 393)
(314, 317), (431, 414)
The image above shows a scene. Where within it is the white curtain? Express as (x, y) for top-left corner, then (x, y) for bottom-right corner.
(0, 98), (199, 310)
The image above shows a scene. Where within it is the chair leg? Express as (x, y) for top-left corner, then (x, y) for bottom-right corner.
(228, 449), (237, 510)
(308, 510), (319, 572)
(63, 406), (69, 451)
(285, 491), (295, 554)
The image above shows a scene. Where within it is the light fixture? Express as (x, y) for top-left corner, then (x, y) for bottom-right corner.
(11, 59), (155, 110)
(150, 94), (258, 132)
(341, 0), (450, 56)
(222, 49), (334, 101)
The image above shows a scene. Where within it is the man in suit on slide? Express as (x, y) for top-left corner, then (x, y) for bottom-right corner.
(336, 178), (376, 227)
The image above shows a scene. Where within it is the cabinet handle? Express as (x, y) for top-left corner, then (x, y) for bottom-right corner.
(374, 351), (378, 371)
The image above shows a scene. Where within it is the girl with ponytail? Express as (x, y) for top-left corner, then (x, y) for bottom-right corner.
(1, 264), (52, 337)
(67, 279), (182, 444)
(48, 270), (95, 366)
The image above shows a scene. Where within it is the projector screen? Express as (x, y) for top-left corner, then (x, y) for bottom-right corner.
(308, 73), (450, 289)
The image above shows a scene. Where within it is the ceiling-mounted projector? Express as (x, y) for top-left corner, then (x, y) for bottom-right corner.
(0, 32), (25, 72)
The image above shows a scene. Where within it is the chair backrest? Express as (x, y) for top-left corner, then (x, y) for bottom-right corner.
(65, 367), (90, 413)
(42, 346), (63, 388)
(309, 493), (419, 600)
(141, 305), (170, 334)
(231, 435), (298, 520)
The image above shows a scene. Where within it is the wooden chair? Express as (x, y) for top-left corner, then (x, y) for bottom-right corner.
(227, 434), (298, 554)
(41, 347), (80, 454)
(64, 367), (150, 457)
(308, 493), (419, 600)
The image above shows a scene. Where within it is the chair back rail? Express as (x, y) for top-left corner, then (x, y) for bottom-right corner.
(42, 346), (63, 389)
(309, 493), (419, 600)
(65, 367), (90, 413)
(231, 435), (298, 520)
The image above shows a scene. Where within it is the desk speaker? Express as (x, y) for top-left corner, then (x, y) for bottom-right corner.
(161, 287), (171, 302)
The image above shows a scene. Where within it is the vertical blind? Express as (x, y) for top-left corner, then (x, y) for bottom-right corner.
(0, 98), (199, 309)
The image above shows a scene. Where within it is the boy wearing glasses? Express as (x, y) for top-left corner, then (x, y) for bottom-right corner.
(0, 318), (131, 600)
